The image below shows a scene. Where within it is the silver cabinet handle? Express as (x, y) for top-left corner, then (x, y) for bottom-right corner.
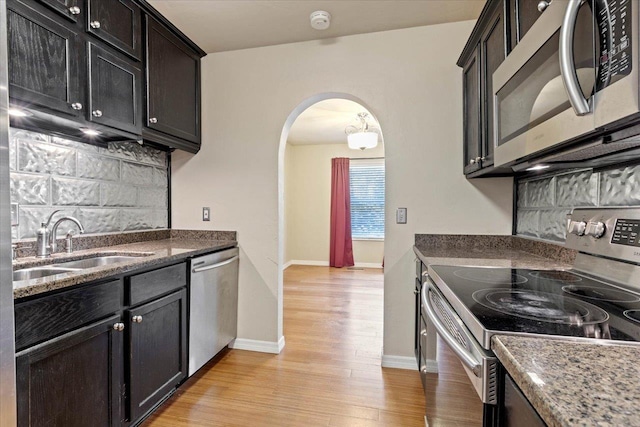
(422, 283), (482, 377)
(469, 158), (476, 165)
(192, 255), (239, 273)
(537, 1), (550, 12)
(113, 322), (125, 331)
(92, 110), (103, 118)
(69, 6), (81, 15)
(90, 20), (101, 29)
(559, 0), (591, 116)
(420, 365), (428, 375)
(71, 102), (83, 110)
(420, 329), (427, 337)
(149, 117), (158, 124)
(413, 289), (419, 295)
(132, 315), (143, 323)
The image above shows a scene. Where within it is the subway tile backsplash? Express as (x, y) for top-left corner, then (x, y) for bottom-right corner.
(517, 165), (640, 242)
(9, 129), (169, 240)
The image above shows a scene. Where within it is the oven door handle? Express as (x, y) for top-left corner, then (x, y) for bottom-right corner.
(422, 282), (482, 377)
(559, 0), (591, 116)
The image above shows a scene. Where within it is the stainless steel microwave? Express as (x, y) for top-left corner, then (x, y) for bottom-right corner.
(493, 0), (639, 168)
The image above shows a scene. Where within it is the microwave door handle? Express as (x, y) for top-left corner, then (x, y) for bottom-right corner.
(559, 0), (591, 116)
(422, 282), (482, 377)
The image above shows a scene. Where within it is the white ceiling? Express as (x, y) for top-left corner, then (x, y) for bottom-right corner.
(147, 0), (486, 53)
(287, 99), (379, 146)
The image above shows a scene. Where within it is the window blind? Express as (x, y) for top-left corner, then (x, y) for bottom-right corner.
(349, 159), (385, 239)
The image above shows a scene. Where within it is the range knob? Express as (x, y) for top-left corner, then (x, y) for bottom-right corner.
(585, 221), (606, 239)
(568, 220), (587, 236)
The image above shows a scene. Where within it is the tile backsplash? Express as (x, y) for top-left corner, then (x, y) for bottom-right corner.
(516, 164), (640, 242)
(9, 128), (169, 240)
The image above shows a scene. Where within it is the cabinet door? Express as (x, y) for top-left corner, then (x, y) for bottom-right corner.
(503, 374), (546, 426)
(128, 289), (187, 423)
(35, 0), (81, 23)
(511, 0), (545, 48)
(86, 0), (141, 60)
(88, 42), (142, 135)
(480, 4), (506, 169)
(146, 17), (200, 143)
(16, 315), (124, 427)
(7, 0), (83, 117)
(463, 45), (482, 175)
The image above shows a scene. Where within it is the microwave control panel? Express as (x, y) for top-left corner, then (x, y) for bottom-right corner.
(596, 0), (632, 91)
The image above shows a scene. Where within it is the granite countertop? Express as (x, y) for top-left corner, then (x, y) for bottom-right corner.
(493, 335), (640, 427)
(413, 234), (574, 270)
(12, 238), (237, 299)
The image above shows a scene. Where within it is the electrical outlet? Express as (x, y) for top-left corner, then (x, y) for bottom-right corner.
(396, 208), (407, 224)
(202, 207), (210, 221)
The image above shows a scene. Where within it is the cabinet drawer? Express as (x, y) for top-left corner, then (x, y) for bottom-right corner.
(15, 279), (122, 351)
(128, 262), (186, 306)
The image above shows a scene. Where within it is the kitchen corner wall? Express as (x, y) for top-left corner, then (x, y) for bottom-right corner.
(517, 164), (640, 242)
(9, 128), (169, 240)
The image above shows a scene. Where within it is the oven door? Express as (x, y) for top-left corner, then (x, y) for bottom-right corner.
(493, 0), (598, 167)
(422, 280), (499, 405)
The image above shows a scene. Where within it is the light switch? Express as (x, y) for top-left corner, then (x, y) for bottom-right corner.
(202, 207), (210, 221)
(396, 208), (407, 224)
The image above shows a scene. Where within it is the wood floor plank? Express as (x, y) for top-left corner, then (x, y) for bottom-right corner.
(142, 265), (483, 426)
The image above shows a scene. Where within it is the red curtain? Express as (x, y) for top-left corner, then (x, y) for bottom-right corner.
(330, 158), (354, 268)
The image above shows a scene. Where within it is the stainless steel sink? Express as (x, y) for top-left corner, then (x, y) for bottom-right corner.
(55, 255), (146, 269)
(13, 267), (80, 282)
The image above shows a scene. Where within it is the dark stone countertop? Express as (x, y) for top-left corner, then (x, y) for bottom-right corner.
(12, 238), (237, 299)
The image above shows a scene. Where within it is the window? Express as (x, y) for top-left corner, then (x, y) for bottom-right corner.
(349, 159), (385, 240)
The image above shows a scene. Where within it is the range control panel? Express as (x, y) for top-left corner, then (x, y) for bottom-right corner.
(612, 219), (640, 246)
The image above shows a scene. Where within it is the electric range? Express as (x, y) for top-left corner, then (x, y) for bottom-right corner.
(422, 207), (640, 417)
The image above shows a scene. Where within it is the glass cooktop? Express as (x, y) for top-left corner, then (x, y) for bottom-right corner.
(429, 265), (640, 343)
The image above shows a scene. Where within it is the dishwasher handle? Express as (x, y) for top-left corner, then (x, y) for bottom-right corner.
(192, 255), (239, 273)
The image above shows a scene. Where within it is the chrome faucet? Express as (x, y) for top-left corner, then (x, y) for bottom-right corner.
(36, 210), (85, 258)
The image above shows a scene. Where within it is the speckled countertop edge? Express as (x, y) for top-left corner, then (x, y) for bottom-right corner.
(492, 335), (640, 427)
(13, 238), (237, 299)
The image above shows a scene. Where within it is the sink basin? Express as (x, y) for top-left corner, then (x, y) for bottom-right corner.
(13, 267), (80, 282)
(55, 255), (147, 269)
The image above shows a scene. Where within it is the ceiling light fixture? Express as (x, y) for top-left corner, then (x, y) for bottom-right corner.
(80, 128), (101, 136)
(345, 112), (378, 150)
(8, 108), (31, 117)
(310, 10), (331, 30)
(525, 164), (550, 172)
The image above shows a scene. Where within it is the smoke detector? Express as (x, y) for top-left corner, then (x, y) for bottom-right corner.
(310, 11), (331, 30)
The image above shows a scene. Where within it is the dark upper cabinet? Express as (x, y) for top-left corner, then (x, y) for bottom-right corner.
(463, 46), (482, 175)
(35, 0), (81, 23)
(88, 43), (142, 134)
(7, 0), (84, 117)
(480, 4), (506, 169)
(144, 15), (201, 149)
(509, 0), (545, 50)
(86, 0), (142, 60)
(127, 289), (187, 423)
(16, 315), (124, 427)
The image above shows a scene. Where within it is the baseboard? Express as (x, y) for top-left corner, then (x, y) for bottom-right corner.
(381, 354), (418, 370)
(282, 260), (294, 270)
(229, 336), (286, 354)
(287, 260), (383, 269)
(424, 415), (429, 427)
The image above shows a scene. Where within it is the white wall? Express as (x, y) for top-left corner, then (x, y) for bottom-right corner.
(171, 21), (514, 357)
(285, 142), (385, 267)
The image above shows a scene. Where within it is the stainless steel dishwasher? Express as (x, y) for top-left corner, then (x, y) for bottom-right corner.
(188, 247), (239, 377)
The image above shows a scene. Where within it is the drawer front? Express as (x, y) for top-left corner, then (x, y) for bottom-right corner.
(128, 262), (186, 306)
(15, 279), (122, 351)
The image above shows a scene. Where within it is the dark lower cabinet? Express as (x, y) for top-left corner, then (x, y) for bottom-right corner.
(502, 373), (546, 427)
(16, 314), (124, 427)
(8, 0), (83, 117)
(127, 288), (187, 423)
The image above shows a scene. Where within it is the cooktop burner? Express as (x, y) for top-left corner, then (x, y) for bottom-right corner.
(624, 310), (640, 324)
(562, 285), (640, 303)
(453, 269), (528, 285)
(472, 289), (609, 325)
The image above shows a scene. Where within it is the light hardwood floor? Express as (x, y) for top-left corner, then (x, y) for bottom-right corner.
(142, 265), (483, 427)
